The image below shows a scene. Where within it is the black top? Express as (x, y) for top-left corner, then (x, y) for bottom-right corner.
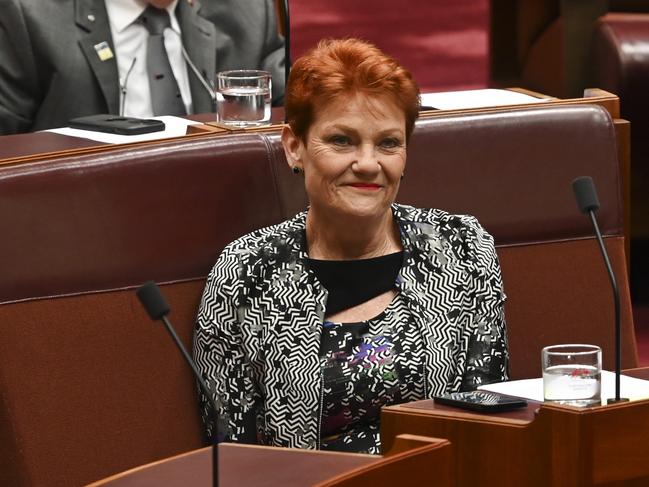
(306, 251), (403, 316)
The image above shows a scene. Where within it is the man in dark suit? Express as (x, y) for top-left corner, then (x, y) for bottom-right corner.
(0, 0), (285, 134)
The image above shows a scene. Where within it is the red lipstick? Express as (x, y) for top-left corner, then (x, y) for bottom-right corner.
(349, 183), (381, 189)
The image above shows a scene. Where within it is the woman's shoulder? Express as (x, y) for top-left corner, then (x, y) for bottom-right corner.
(394, 203), (490, 236)
(393, 203), (496, 264)
(214, 211), (307, 266)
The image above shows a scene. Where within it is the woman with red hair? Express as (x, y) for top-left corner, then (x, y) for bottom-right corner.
(194, 39), (508, 454)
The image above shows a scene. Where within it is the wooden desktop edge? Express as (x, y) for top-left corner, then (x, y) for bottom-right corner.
(385, 366), (649, 425)
(385, 400), (537, 426)
(84, 446), (212, 486)
(0, 129), (214, 167)
(85, 442), (379, 487)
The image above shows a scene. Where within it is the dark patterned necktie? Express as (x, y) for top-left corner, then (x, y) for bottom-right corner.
(140, 5), (186, 116)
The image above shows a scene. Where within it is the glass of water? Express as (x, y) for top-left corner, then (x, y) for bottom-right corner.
(215, 70), (272, 127)
(542, 344), (602, 407)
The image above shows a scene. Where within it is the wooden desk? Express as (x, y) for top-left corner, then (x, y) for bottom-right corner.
(0, 110), (284, 166)
(86, 444), (378, 487)
(382, 368), (649, 486)
(86, 435), (452, 487)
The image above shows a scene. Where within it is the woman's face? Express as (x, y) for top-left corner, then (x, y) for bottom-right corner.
(283, 93), (407, 222)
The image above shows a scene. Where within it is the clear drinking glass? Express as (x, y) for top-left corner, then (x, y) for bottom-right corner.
(542, 344), (602, 407)
(215, 70), (272, 127)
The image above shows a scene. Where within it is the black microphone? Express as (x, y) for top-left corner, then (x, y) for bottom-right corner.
(179, 45), (217, 112)
(136, 281), (220, 487)
(572, 176), (628, 404)
(119, 57), (137, 117)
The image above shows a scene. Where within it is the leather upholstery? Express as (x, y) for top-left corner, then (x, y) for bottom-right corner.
(0, 104), (636, 486)
(594, 14), (649, 129)
(0, 134), (286, 302)
(400, 105), (622, 244)
(593, 13), (649, 245)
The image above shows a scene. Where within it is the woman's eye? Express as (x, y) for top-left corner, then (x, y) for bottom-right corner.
(329, 135), (351, 146)
(379, 138), (401, 149)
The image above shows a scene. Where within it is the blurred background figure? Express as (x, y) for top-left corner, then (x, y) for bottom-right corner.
(0, 0), (285, 134)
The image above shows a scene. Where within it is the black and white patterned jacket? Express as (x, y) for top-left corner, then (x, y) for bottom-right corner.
(194, 203), (509, 449)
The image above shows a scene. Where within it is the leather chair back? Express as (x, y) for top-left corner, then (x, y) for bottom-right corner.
(0, 134), (291, 486)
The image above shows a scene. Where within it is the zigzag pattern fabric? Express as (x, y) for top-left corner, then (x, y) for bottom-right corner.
(194, 203), (509, 449)
(319, 303), (421, 454)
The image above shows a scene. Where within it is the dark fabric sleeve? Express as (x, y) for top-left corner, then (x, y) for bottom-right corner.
(259, 0), (286, 105)
(0, 0), (41, 134)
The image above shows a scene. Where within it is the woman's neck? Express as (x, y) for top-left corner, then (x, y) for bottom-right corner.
(306, 208), (402, 260)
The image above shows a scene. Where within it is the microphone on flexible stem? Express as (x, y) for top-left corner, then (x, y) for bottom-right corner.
(119, 57), (137, 117)
(136, 281), (220, 487)
(180, 45), (217, 112)
(572, 176), (628, 404)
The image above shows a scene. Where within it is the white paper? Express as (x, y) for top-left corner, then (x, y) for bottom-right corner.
(478, 370), (649, 405)
(44, 116), (200, 144)
(420, 88), (550, 110)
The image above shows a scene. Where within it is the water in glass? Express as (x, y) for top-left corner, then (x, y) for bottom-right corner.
(543, 364), (601, 407)
(216, 86), (271, 127)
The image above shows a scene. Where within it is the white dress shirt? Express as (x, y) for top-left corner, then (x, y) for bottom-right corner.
(105, 0), (193, 117)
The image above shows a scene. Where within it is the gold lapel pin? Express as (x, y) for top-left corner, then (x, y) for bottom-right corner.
(93, 41), (114, 62)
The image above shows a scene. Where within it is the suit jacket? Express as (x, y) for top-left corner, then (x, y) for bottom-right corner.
(0, 0), (285, 134)
(194, 204), (509, 449)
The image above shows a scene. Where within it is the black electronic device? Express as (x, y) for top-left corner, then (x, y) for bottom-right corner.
(68, 114), (165, 135)
(434, 390), (528, 413)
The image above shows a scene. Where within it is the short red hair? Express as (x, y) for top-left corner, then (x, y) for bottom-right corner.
(285, 38), (420, 142)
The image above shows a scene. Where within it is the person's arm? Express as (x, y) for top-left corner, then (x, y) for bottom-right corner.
(193, 249), (260, 444)
(457, 219), (510, 391)
(259, 0), (286, 105)
(0, 0), (40, 134)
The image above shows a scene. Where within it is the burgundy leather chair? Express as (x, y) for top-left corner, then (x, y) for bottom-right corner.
(593, 12), (649, 301)
(0, 104), (637, 486)
(0, 134), (291, 486)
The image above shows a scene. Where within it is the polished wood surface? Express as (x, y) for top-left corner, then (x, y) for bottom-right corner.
(0, 131), (106, 162)
(87, 435), (453, 487)
(0, 109), (286, 166)
(381, 368), (649, 486)
(316, 435), (452, 487)
(86, 443), (378, 487)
